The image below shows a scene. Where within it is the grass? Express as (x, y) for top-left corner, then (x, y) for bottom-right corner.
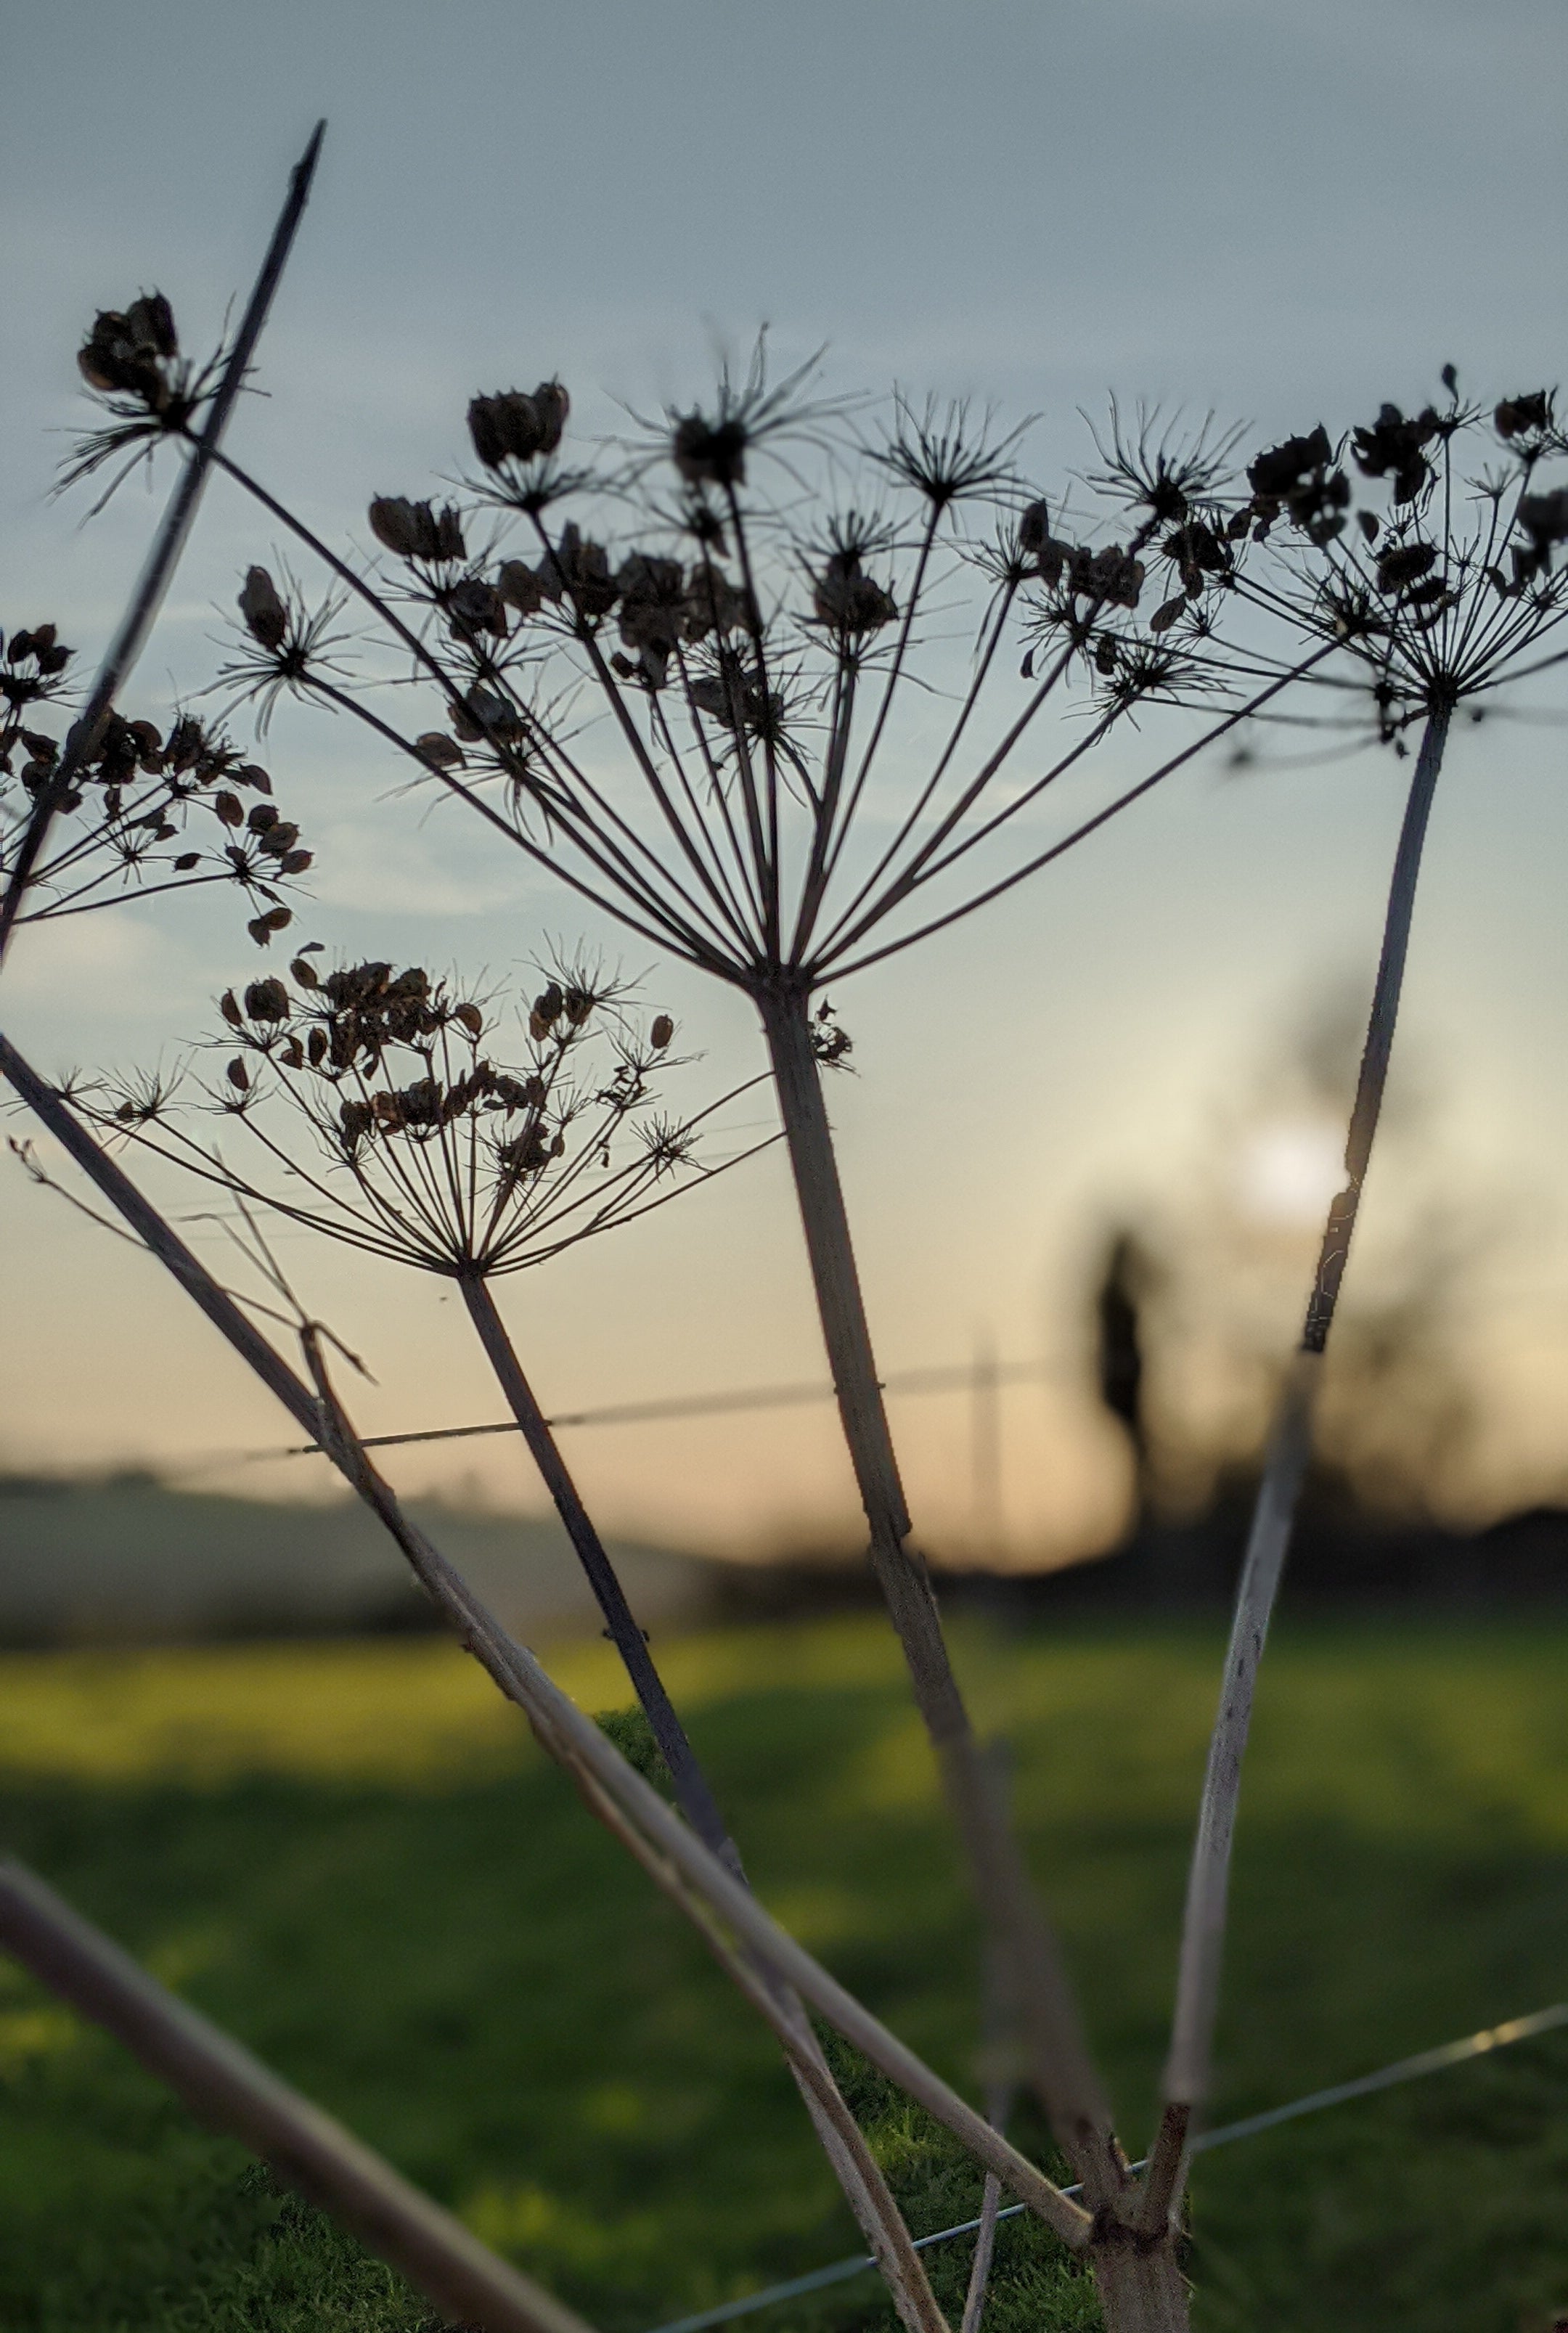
(1, 1614), (1567, 2332)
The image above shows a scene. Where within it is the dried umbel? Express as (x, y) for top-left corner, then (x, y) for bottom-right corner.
(0, 622), (310, 944)
(95, 954), (754, 1279)
(77, 294), (181, 413)
(1230, 374), (1568, 735)
(177, 355), (1290, 1002)
(64, 292), (238, 504)
(1153, 375), (1568, 2216)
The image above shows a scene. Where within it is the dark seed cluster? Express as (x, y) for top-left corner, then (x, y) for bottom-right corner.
(101, 951), (710, 1280)
(1228, 374), (1568, 734)
(1, 620), (311, 941)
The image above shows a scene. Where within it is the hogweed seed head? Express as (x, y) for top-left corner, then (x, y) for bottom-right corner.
(87, 952), (763, 1281)
(1231, 372), (1568, 735)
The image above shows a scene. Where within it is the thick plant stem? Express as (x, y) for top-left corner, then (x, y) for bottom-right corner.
(0, 1861), (590, 2333)
(757, 991), (1119, 2183)
(1162, 703), (1453, 2129)
(1090, 2244), (1191, 2333)
(458, 1270), (947, 2333)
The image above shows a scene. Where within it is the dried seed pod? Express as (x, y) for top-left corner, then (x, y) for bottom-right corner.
(672, 412), (748, 487)
(125, 293), (177, 359)
(1376, 542), (1438, 594)
(449, 686), (523, 744)
(542, 524), (618, 619)
(367, 497), (455, 560)
(468, 385), (566, 467)
(77, 299), (178, 406)
(226, 1058), (250, 1092)
(650, 1014), (674, 1050)
(244, 977), (290, 1022)
(468, 393), (536, 469)
(1018, 499), (1051, 557)
(1351, 403), (1440, 504)
(219, 989), (245, 1029)
(1519, 489), (1568, 554)
(1248, 426), (1334, 500)
(447, 579), (509, 637)
(453, 1002), (484, 1038)
(531, 380), (569, 452)
(496, 560), (547, 616)
(238, 568), (289, 650)
(415, 732), (465, 771)
(1495, 391), (1553, 441)
(812, 551), (898, 633)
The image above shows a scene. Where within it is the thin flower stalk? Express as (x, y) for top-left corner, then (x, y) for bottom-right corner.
(1153, 379), (1568, 2201)
(0, 1029), (1091, 2268)
(0, 124), (323, 962)
(0, 1859), (592, 2333)
(75, 961), (942, 2332)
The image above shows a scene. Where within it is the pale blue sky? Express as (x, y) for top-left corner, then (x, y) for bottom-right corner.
(3, 0), (1566, 1554)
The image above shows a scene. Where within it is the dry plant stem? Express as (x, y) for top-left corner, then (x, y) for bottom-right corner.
(565, 1758), (950, 2333)
(960, 2075), (1013, 2333)
(1161, 702), (1454, 2133)
(1087, 2246), (1190, 2333)
(759, 992), (1191, 2328)
(758, 989), (1114, 2167)
(960, 2167), (1005, 2333)
(455, 1278), (939, 2328)
(0, 122), (324, 960)
(0, 1043), (1087, 2244)
(460, 1271), (735, 1862)
(0, 1858), (592, 2333)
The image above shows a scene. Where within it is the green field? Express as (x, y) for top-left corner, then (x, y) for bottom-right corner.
(1, 1614), (1566, 2333)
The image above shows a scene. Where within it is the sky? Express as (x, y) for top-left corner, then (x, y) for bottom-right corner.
(2, 0), (1567, 1562)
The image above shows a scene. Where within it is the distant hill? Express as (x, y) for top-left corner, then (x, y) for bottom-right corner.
(0, 1473), (710, 1646)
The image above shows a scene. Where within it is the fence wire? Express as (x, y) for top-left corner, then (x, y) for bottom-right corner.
(646, 2001), (1568, 2333)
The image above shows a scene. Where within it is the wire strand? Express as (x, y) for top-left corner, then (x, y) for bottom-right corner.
(643, 2001), (1568, 2333)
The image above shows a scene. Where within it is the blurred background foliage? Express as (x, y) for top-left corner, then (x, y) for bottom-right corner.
(2, 1618), (1567, 2332)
